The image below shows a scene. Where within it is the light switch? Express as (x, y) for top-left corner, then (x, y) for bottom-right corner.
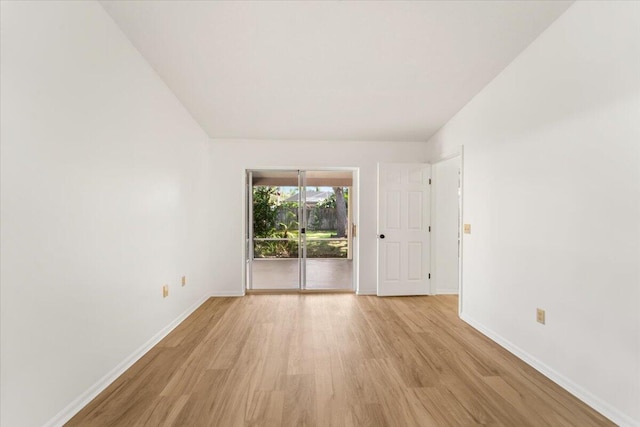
(463, 223), (471, 234)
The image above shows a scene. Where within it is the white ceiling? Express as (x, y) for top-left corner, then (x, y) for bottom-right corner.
(100, 0), (572, 142)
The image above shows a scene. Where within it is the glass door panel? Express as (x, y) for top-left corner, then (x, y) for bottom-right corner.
(301, 171), (353, 290)
(250, 170), (301, 290)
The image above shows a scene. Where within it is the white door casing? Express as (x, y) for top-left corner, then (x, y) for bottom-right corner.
(377, 163), (431, 296)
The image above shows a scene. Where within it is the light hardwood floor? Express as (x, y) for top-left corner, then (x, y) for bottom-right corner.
(67, 295), (613, 426)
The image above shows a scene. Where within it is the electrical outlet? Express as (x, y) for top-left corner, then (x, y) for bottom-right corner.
(163, 285), (169, 298)
(463, 223), (471, 234)
(536, 308), (545, 325)
(181, 276), (186, 287)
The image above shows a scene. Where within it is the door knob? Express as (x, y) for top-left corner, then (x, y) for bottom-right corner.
(379, 234), (385, 239)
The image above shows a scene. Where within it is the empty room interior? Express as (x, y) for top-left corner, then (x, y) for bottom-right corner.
(1, 1), (639, 426)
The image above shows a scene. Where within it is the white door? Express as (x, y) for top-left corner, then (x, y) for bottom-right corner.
(377, 163), (431, 296)
(431, 156), (461, 294)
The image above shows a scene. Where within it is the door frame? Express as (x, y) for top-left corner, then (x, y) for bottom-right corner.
(242, 166), (359, 294)
(429, 147), (464, 316)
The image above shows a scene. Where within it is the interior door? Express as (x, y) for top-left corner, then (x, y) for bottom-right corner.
(431, 156), (461, 294)
(377, 163), (431, 296)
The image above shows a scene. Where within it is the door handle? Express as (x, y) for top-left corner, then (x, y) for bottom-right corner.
(379, 234), (385, 239)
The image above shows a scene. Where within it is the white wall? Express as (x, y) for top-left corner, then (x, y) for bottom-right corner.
(0, 2), (213, 426)
(431, 155), (460, 295)
(426, 2), (640, 425)
(209, 140), (427, 296)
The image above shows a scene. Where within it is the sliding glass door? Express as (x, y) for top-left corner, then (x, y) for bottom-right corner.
(248, 170), (301, 290)
(247, 169), (354, 291)
(301, 171), (352, 290)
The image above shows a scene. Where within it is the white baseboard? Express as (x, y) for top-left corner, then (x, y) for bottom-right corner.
(435, 289), (459, 295)
(211, 290), (245, 297)
(460, 313), (639, 427)
(356, 291), (377, 295)
(43, 295), (209, 427)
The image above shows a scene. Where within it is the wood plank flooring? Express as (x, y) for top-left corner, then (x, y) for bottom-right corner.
(66, 295), (613, 426)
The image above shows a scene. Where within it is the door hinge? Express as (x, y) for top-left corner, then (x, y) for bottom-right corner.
(429, 178), (432, 185)
(428, 226), (431, 232)
(428, 273), (431, 279)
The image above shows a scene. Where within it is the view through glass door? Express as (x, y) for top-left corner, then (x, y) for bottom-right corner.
(247, 169), (354, 291)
